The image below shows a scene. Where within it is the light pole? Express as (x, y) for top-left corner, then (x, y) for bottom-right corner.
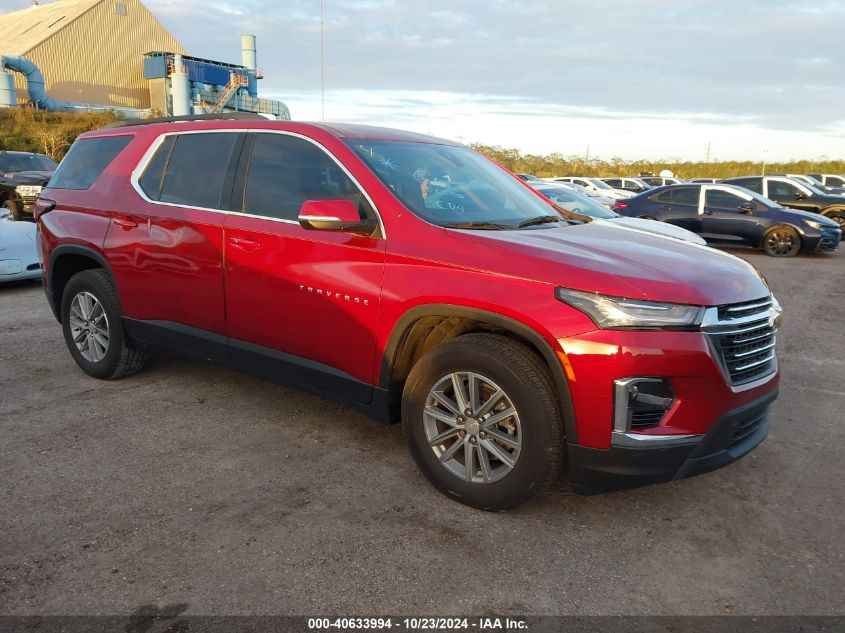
(761, 149), (769, 176)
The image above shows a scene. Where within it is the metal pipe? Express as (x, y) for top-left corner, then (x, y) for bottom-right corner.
(1, 54), (70, 111)
(241, 35), (258, 97)
(170, 54), (192, 117)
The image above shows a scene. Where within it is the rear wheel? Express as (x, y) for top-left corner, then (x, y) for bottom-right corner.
(402, 333), (564, 510)
(60, 269), (148, 379)
(763, 226), (801, 257)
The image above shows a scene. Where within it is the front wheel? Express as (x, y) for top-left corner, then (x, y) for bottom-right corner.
(60, 269), (149, 379)
(763, 226), (801, 257)
(402, 333), (564, 510)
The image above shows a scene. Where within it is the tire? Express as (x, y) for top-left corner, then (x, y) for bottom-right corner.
(60, 269), (148, 379)
(762, 226), (801, 257)
(402, 333), (564, 511)
(823, 207), (845, 232)
(2, 199), (22, 221)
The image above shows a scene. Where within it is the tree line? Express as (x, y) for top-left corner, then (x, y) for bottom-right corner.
(469, 143), (845, 179)
(1, 109), (842, 178)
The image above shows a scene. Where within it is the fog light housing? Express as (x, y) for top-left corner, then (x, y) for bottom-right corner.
(614, 378), (674, 433)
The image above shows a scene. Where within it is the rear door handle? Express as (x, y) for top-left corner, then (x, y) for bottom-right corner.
(228, 236), (262, 252)
(112, 217), (138, 229)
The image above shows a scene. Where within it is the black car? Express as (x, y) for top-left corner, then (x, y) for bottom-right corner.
(0, 151), (58, 221)
(613, 183), (841, 257)
(722, 175), (845, 232)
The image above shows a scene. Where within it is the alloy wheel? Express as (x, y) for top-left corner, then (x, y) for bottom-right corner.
(423, 372), (522, 484)
(764, 230), (799, 257)
(69, 291), (110, 362)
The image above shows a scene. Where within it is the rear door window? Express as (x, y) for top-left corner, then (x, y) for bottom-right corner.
(159, 133), (240, 209)
(49, 135), (133, 190)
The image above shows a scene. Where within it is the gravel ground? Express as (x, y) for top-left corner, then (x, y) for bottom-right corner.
(0, 249), (843, 616)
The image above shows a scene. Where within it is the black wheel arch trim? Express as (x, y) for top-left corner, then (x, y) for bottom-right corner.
(48, 244), (119, 322)
(381, 304), (578, 443)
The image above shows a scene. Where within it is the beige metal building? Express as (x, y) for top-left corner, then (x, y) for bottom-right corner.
(0, 0), (187, 109)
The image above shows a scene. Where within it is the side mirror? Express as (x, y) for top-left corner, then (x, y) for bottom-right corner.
(738, 203), (754, 214)
(298, 199), (377, 235)
(795, 192), (808, 200)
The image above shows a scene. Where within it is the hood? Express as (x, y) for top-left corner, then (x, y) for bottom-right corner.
(0, 218), (37, 248)
(0, 170), (54, 186)
(602, 216), (708, 245)
(449, 222), (769, 306)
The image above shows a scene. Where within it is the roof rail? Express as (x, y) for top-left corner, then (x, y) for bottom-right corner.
(106, 112), (269, 128)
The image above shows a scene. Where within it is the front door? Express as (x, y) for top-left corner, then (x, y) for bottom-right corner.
(700, 188), (759, 246)
(223, 132), (386, 403)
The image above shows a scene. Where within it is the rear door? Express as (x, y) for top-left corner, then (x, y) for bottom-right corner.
(116, 131), (244, 356)
(223, 131), (386, 402)
(700, 188), (760, 246)
(647, 186), (702, 233)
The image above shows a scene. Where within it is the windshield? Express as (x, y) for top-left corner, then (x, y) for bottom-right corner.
(0, 153), (58, 173)
(534, 186), (617, 219)
(348, 141), (563, 229)
(587, 178), (614, 190)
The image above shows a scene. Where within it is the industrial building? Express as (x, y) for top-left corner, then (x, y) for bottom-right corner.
(0, 0), (289, 119)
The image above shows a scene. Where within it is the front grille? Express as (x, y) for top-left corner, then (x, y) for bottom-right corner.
(706, 297), (778, 386)
(731, 411), (766, 446)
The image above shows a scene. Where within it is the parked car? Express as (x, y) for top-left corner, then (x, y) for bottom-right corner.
(515, 173), (542, 182)
(38, 117), (782, 509)
(764, 173), (845, 195)
(639, 176), (683, 187)
(688, 178), (720, 184)
(545, 180), (615, 209)
(721, 175), (845, 231)
(0, 216), (41, 282)
(807, 174), (845, 188)
(614, 183), (841, 257)
(549, 176), (633, 199)
(0, 150), (58, 221)
(600, 177), (653, 193)
(530, 182), (706, 245)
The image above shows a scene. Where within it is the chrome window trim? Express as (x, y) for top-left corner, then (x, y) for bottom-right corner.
(129, 128), (386, 237)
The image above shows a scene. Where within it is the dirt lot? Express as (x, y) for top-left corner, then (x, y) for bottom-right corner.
(1, 249), (843, 616)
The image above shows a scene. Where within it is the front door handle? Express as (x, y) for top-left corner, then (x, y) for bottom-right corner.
(703, 209), (714, 215)
(660, 205), (670, 211)
(112, 217), (138, 229)
(228, 236), (262, 252)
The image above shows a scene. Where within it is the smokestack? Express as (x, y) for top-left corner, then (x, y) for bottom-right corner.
(241, 35), (257, 71)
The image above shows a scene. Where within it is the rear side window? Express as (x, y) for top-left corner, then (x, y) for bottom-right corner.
(137, 136), (175, 200)
(652, 187), (699, 206)
(49, 135), (133, 190)
(242, 133), (371, 221)
(158, 133), (239, 209)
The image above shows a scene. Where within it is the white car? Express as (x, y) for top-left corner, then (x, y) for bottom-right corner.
(0, 218), (41, 283)
(546, 176), (634, 199)
(543, 180), (615, 209)
(530, 183), (707, 245)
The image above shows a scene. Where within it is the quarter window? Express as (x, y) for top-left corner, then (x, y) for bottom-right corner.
(159, 133), (239, 209)
(49, 135), (133, 190)
(138, 136), (175, 201)
(242, 133), (371, 221)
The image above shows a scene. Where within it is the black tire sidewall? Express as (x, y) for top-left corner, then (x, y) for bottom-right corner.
(403, 341), (558, 510)
(60, 271), (126, 379)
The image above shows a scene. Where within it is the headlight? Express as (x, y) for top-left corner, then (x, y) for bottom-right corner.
(804, 220), (823, 230)
(555, 288), (705, 330)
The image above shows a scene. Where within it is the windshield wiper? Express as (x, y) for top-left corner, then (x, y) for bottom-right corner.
(516, 215), (561, 228)
(441, 221), (509, 230)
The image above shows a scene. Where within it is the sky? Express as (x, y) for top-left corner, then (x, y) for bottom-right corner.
(3, 0), (844, 161)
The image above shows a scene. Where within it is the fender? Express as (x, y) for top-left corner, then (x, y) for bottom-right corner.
(47, 244), (118, 322)
(381, 304), (578, 443)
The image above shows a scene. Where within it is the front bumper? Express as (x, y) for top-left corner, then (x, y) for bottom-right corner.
(567, 389), (777, 493)
(806, 227), (841, 253)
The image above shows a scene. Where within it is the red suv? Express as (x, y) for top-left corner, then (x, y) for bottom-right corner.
(36, 115), (782, 509)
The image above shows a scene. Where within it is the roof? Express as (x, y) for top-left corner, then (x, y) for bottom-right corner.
(0, 0), (102, 55)
(87, 119), (463, 146)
